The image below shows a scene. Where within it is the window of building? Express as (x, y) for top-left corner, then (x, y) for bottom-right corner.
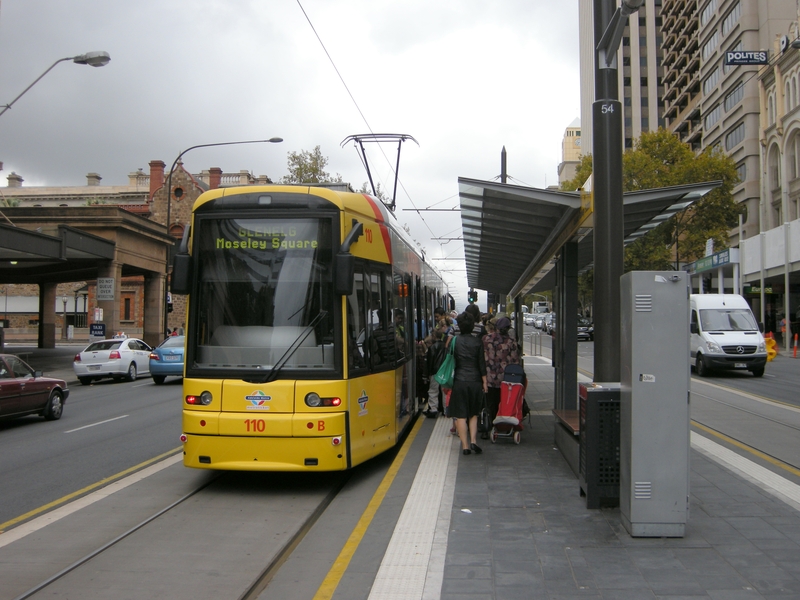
(123, 297), (132, 321)
(705, 104), (722, 128)
(725, 122), (745, 150)
(736, 162), (747, 183)
(768, 93), (776, 125)
(700, 0), (717, 27)
(702, 31), (719, 61)
(703, 67), (720, 95)
(770, 158), (780, 191)
(724, 82), (744, 112)
(721, 2), (741, 35)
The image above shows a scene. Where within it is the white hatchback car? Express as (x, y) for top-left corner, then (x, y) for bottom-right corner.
(73, 338), (153, 385)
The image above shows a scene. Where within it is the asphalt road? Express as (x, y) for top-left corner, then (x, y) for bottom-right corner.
(0, 351), (183, 525)
(521, 323), (800, 409)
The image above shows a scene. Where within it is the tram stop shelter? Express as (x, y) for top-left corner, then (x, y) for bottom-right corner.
(457, 177), (721, 470)
(0, 207), (173, 349)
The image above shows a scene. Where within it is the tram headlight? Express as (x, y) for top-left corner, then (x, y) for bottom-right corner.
(186, 391), (213, 406)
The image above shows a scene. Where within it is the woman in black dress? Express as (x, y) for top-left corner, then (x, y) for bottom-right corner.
(448, 311), (488, 455)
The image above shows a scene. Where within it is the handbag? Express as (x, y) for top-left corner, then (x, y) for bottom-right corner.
(478, 393), (491, 433)
(433, 336), (456, 389)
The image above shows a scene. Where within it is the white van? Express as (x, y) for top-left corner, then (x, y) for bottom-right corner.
(690, 294), (767, 377)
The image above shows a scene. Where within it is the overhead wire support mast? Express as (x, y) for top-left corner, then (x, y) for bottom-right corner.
(341, 133), (418, 211)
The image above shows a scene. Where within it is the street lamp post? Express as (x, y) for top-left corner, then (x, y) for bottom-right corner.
(61, 296), (68, 340)
(0, 51), (111, 118)
(162, 138), (283, 337)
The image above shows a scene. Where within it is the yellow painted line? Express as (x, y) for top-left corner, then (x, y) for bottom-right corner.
(0, 447), (182, 533)
(313, 418), (424, 600)
(692, 421), (800, 477)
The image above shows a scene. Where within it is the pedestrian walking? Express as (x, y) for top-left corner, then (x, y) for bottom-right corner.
(483, 316), (521, 437)
(448, 311), (488, 455)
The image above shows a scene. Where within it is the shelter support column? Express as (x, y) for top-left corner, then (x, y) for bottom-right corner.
(144, 272), (165, 348)
(554, 242), (579, 414)
(38, 282), (57, 349)
(97, 261), (122, 338)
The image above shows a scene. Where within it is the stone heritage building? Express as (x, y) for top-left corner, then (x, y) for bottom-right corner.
(1, 162), (272, 342)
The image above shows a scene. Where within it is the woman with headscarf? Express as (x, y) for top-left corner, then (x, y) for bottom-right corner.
(448, 311), (488, 455)
(482, 315), (521, 433)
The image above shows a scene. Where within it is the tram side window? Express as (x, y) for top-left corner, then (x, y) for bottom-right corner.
(366, 267), (396, 370)
(347, 270), (367, 372)
(392, 270), (412, 362)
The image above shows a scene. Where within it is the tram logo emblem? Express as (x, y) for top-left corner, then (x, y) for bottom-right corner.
(357, 390), (369, 416)
(245, 390), (272, 410)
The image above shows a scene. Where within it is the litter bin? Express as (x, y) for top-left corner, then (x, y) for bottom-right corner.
(579, 382), (620, 508)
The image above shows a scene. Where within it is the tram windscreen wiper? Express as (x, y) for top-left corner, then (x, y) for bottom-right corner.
(245, 310), (328, 384)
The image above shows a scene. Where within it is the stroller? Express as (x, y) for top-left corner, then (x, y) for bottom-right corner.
(490, 364), (527, 444)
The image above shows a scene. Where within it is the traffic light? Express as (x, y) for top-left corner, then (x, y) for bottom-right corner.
(468, 289), (478, 303)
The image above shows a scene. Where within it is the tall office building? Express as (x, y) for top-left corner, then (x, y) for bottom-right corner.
(697, 0), (795, 244)
(662, 0), (702, 151)
(579, 0), (665, 155)
(582, 0), (795, 245)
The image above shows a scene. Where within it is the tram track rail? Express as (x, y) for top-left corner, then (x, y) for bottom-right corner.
(12, 473), (223, 600)
(8, 465), (353, 600)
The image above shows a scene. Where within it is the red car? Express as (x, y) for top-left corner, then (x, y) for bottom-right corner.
(0, 354), (69, 421)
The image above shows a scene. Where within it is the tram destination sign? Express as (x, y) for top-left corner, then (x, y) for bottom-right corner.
(725, 50), (768, 66)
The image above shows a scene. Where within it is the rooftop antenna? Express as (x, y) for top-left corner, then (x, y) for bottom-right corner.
(341, 133), (418, 211)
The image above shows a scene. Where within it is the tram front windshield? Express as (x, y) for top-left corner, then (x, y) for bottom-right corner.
(189, 216), (336, 375)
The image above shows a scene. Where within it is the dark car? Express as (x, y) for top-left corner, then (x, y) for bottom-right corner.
(0, 354), (69, 421)
(149, 335), (185, 384)
(577, 316), (594, 341)
(544, 313), (556, 335)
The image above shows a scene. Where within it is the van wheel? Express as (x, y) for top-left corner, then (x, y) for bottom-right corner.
(695, 355), (708, 377)
(751, 368), (764, 378)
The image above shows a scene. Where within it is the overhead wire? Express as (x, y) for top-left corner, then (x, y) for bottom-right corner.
(295, 0), (446, 241)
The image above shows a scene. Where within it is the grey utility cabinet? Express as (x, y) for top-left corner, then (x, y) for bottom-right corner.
(620, 271), (690, 537)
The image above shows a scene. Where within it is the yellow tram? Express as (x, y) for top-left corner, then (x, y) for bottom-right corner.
(171, 184), (450, 471)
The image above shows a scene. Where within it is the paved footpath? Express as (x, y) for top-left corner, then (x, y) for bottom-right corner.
(7, 345), (800, 599)
(358, 356), (800, 599)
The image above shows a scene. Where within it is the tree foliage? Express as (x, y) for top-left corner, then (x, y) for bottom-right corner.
(280, 146), (342, 184)
(357, 181), (390, 202)
(624, 129), (741, 269)
(560, 154), (594, 193)
(563, 128), (741, 271)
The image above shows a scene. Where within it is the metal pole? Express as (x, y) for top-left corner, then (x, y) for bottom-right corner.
(593, 0), (625, 383)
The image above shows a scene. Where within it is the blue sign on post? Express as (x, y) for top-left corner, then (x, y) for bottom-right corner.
(90, 323), (106, 339)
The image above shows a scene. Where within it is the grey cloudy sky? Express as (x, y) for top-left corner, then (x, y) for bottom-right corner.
(0, 0), (580, 307)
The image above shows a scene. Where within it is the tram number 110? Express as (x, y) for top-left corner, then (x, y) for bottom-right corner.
(245, 418), (266, 432)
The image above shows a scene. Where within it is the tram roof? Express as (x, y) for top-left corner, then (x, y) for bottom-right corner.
(457, 178), (722, 298)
